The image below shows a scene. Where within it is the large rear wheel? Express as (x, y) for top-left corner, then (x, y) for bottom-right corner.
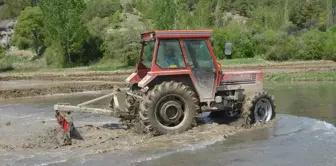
(242, 90), (276, 127)
(139, 81), (200, 136)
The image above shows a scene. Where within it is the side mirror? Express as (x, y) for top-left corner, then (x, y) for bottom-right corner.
(224, 42), (232, 57)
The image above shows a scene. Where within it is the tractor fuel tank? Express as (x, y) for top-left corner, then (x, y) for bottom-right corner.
(217, 71), (264, 95)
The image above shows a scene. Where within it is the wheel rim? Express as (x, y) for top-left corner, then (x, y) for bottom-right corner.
(254, 98), (273, 122)
(155, 94), (186, 129)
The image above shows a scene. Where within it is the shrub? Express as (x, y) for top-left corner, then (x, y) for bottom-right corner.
(44, 44), (66, 68)
(252, 30), (287, 56)
(82, 0), (121, 21)
(0, 46), (4, 55)
(263, 36), (298, 61)
(124, 2), (134, 13)
(324, 32), (336, 62)
(295, 30), (327, 60)
(12, 36), (33, 50)
(100, 29), (140, 66)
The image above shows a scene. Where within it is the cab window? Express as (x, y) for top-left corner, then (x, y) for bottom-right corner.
(156, 40), (186, 69)
(141, 41), (155, 68)
(183, 40), (215, 71)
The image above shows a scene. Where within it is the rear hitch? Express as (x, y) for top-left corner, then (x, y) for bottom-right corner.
(52, 86), (142, 145)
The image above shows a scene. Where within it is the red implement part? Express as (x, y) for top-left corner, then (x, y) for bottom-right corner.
(55, 111), (73, 146)
(55, 112), (72, 134)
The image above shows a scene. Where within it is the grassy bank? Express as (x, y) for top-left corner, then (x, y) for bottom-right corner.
(1, 56), (268, 72)
(265, 72), (336, 82)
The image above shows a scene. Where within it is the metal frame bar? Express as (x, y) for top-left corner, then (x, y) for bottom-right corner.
(78, 93), (116, 107)
(55, 104), (117, 116)
(53, 87), (141, 117)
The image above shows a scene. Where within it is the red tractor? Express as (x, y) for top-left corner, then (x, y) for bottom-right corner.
(54, 30), (275, 143)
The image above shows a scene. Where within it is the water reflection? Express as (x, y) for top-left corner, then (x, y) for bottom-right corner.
(265, 82), (336, 125)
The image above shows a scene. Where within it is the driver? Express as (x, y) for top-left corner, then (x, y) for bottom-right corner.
(162, 46), (180, 68)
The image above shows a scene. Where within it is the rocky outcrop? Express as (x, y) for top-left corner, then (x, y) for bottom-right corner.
(0, 19), (17, 48)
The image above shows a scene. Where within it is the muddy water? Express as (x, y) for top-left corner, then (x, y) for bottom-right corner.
(1, 83), (336, 166)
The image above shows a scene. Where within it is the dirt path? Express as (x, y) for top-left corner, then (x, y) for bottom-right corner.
(0, 60), (334, 99)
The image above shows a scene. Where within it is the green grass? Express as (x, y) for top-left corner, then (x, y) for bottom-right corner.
(0, 55), (47, 73)
(265, 72), (336, 82)
(218, 56), (306, 66)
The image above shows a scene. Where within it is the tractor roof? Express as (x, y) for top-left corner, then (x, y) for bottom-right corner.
(141, 30), (212, 41)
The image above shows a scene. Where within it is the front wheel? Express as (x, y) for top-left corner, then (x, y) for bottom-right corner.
(139, 81), (200, 136)
(242, 91), (276, 126)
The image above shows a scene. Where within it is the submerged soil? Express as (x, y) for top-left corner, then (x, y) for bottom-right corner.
(1, 118), (277, 157)
(1, 82), (335, 166)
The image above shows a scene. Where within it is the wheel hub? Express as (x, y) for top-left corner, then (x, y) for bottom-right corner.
(159, 101), (183, 124)
(254, 98), (272, 122)
(257, 108), (266, 117)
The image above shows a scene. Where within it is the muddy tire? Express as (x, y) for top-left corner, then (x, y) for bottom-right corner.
(139, 81), (200, 136)
(120, 89), (142, 129)
(125, 90), (141, 114)
(242, 90), (276, 127)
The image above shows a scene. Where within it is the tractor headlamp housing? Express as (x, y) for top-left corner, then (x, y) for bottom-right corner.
(150, 33), (155, 39)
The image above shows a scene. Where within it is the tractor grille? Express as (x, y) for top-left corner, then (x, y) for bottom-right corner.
(221, 73), (257, 85)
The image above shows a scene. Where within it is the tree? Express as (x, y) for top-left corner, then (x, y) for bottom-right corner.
(289, 1), (322, 29)
(232, 0), (256, 17)
(176, 0), (193, 29)
(13, 6), (44, 56)
(193, 0), (214, 29)
(214, 0), (225, 27)
(150, 0), (177, 30)
(0, 0), (39, 19)
(327, 0), (336, 28)
(82, 0), (121, 22)
(40, 0), (88, 66)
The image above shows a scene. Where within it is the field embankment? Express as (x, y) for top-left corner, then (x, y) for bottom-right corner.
(0, 60), (335, 99)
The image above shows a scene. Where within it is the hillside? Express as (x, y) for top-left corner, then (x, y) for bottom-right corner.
(0, 0), (335, 72)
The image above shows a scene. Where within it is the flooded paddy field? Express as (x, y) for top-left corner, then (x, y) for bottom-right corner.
(0, 82), (335, 166)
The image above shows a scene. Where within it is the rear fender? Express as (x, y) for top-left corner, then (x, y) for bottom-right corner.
(219, 71), (264, 95)
(126, 72), (141, 84)
(138, 70), (193, 88)
(126, 68), (150, 84)
(138, 71), (212, 102)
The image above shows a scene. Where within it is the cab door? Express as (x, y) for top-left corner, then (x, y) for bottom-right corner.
(182, 39), (217, 101)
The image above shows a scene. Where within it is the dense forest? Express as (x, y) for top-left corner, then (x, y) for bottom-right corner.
(0, 0), (335, 68)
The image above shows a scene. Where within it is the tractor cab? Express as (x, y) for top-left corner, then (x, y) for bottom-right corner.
(126, 30), (221, 101)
